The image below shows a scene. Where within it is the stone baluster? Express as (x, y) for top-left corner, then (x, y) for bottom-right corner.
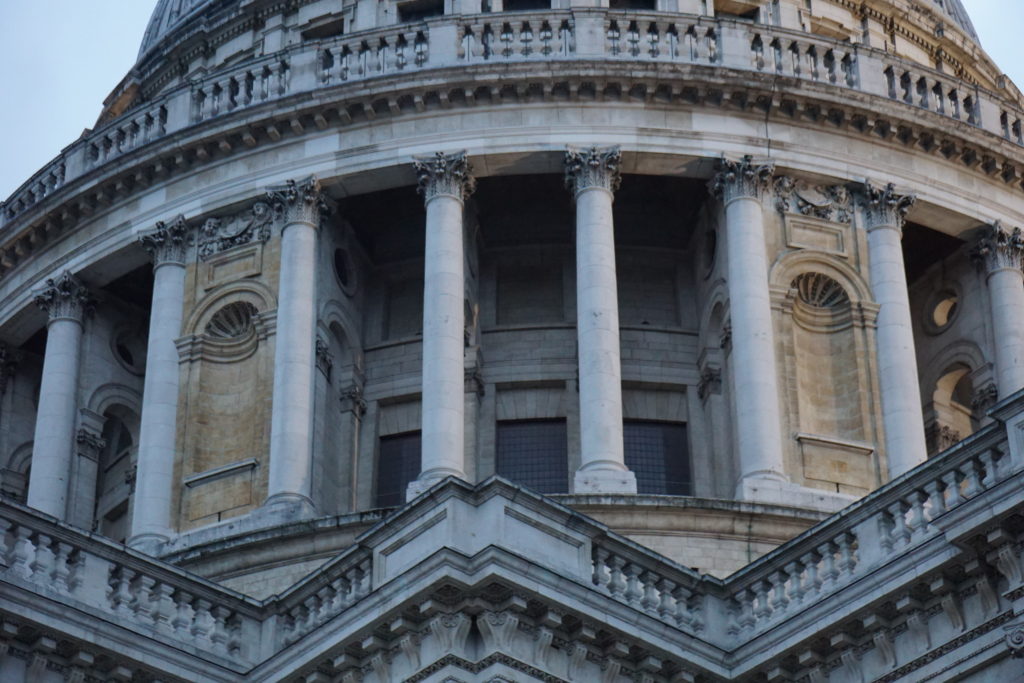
(565, 146), (637, 494)
(192, 599), (215, 647)
(265, 177), (328, 516)
(28, 272), (93, 519)
(130, 216), (193, 550)
(52, 542), (73, 593)
(971, 222), (1024, 397)
(11, 525), (34, 578)
(407, 152), (474, 499)
(623, 563), (643, 606)
(709, 156), (788, 499)
(860, 181), (927, 476)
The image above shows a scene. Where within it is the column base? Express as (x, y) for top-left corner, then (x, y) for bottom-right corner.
(735, 475), (856, 513)
(127, 532), (170, 556)
(573, 467), (637, 495)
(260, 493), (317, 524)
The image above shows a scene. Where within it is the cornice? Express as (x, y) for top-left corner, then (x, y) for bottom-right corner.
(2, 59), (1024, 285)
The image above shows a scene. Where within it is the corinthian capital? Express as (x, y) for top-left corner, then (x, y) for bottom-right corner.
(139, 215), (192, 266)
(414, 151), (475, 203)
(34, 272), (94, 324)
(971, 221), (1024, 274)
(709, 155), (775, 203)
(564, 146), (621, 196)
(859, 181), (916, 230)
(267, 176), (328, 228)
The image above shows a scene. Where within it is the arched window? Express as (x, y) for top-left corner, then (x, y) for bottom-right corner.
(95, 412), (136, 542)
(925, 364), (975, 456)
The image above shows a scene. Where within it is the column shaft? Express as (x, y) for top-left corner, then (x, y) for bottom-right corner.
(27, 273), (91, 519)
(130, 217), (191, 547)
(408, 152), (473, 500)
(266, 179), (324, 511)
(972, 223), (1024, 398)
(862, 183), (927, 476)
(566, 146), (636, 494)
(711, 157), (787, 498)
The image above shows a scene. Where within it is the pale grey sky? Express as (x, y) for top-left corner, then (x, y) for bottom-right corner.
(0, 0), (1020, 200)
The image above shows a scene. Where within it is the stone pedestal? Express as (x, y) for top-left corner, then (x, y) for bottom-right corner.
(861, 182), (927, 477)
(28, 272), (92, 519)
(407, 152), (474, 501)
(565, 146), (636, 494)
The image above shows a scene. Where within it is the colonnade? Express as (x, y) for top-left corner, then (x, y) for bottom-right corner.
(19, 151), (1024, 543)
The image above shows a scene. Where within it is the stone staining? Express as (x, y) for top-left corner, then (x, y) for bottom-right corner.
(774, 177), (853, 223)
(971, 221), (1024, 272)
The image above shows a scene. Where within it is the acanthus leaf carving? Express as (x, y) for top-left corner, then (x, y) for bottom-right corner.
(564, 146), (622, 196)
(267, 176), (329, 227)
(859, 180), (916, 230)
(33, 271), (94, 323)
(709, 155), (775, 203)
(414, 151), (475, 202)
(139, 214), (192, 266)
(970, 221), (1024, 274)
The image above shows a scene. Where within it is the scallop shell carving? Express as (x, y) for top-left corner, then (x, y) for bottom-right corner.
(204, 301), (258, 339)
(792, 273), (849, 309)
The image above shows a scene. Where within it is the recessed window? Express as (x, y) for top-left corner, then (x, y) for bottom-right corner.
(376, 432), (421, 507)
(624, 421), (691, 495)
(609, 0), (656, 9)
(496, 420), (568, 494)
(503, 0), (551, 11)
(398, 0), (444, 23)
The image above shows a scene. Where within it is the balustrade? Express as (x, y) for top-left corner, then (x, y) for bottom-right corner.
(606, 14), (716, 63)
(192, 59), (291, 123)
(277, 552), (372, 645)
(883, 64), (979, 125)
(320, 29), (428, 82)
(460, 14), (572, 61)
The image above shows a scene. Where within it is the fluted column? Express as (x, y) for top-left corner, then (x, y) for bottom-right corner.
(266, 177), (327, 513)
(129, 216), (191, 549)
(565, 146), (636, 494)
(971, 222), (1024, 397)
(28, 272), (93, 518)
(407, 152), (474, 500)
(861, 181), (927, 476)
(709, 156), (787, 497)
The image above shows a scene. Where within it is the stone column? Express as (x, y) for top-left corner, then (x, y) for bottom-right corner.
(972, 222), (1024, 398)
(129, 216), (191, 549)
(407, 152), (474, 500)
(565, 146), (637, 494)
(28, 272), (93, 519)
(709, 156), (788, 497)
(265, 177), (327, 514)
(861, 181), (927, 476)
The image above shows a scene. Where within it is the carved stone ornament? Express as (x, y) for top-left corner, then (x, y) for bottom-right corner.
(266, 176), (329, 227)
(1006, 620), (1024, 658)
(792, 272), (850, 308)
(709, 155), (775, 203)
(970, 221), (1024, 274)
(204, 301), (258, 339)
(564, 146), (622, 196)
(972, 383), (999, 415)
(340, 382), (367, 417)
(76, 428), (106, 461)
(315, 336), (334, 379)
(139, 215), (192, 266)
(774, 177), (853, 223)
(34, 271), (94, 323)
(198, 201), (274, 260)
(859, 180), (916, 230)
(698, 366), (722, 400)
(413, 151), (476, 202)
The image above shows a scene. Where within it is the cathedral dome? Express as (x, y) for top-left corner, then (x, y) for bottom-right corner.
(138, 0), (220, 59)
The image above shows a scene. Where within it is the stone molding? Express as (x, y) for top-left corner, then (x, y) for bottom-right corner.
(315, 335), (333, 380)
(859, 180), (916, 230)
(970, 221), (1024, 274)
(773, 177), (853, 223)
(33, 271), (93, 324)
(266, 176), (328, 228)
(709, 155), (775, 204)
(75, 427), (106, 462)
(697, 366), (722, 400)
(413, 151), (475, 203)
(139, 215), (192, 266)
(198, 201), (274, 260)
(564, 146), (622, 197)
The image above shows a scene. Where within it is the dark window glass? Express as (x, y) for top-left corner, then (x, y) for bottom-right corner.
(496, 420), (568, 494)
(609, 0), (656, 9)
(503, 0), (551, 11)
(624, 421), (691, 495)
(376, 432), (422, 507)
(398, 0), (444, 22)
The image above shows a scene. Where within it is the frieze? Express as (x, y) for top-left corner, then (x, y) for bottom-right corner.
(564, 146), (622, 196)
(198, 201), (273, 260)
(774, 177), (853, 223)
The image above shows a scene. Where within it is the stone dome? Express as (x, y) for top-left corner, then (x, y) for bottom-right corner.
(138, 0), (219, 58)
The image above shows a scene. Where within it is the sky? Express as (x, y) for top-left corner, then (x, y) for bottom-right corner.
(0, 1), (1020, 200)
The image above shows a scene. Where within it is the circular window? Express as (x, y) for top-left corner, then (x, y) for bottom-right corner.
(333, 248), (357, 296)
(111, 328), (147, 375)
(925, 289), (960, 334)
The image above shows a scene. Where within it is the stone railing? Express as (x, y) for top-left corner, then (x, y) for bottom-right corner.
(0, 505), (263, 669)
(2, 10), (1023, 241)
